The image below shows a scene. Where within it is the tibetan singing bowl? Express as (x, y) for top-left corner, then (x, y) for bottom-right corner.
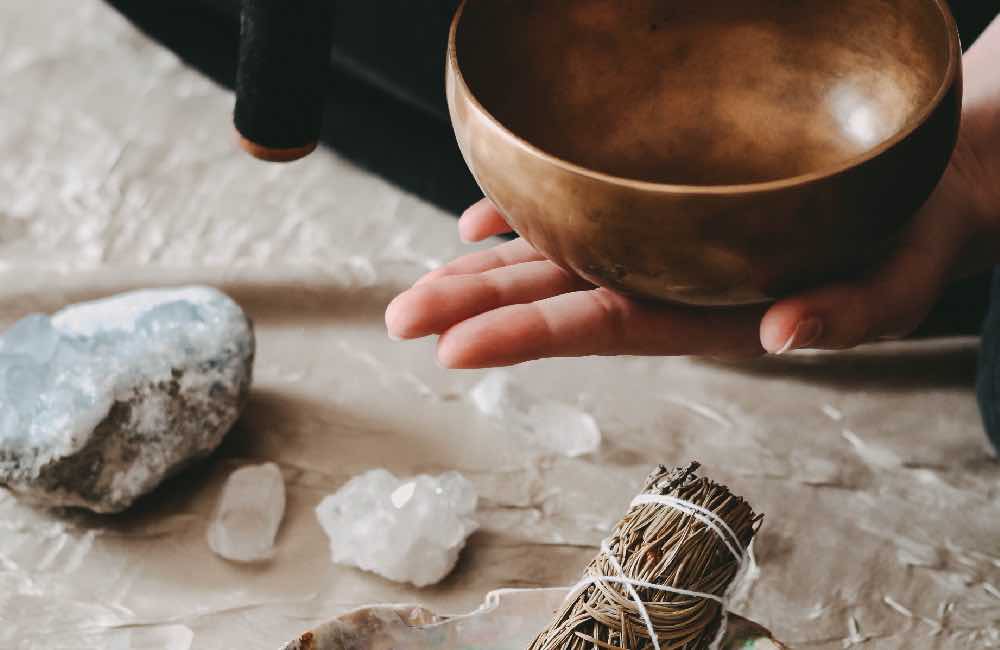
(447, 0), (962, 305)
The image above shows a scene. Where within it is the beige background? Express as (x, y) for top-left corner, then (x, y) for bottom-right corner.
(1, 2), (998, 648)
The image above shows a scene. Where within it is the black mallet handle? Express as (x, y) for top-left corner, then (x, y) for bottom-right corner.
(234, 0), (334, 162)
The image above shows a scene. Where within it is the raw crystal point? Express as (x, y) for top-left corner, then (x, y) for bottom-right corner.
(470, 371), (601, 457)
(0, 287), (254, 513)
(207, 462), (285, 562)
(315, 469), (478, 587)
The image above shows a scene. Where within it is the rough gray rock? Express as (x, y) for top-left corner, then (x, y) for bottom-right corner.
(0, 287), (254, 513)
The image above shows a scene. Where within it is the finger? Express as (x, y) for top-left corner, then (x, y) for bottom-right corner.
(458, 198), (513, 243)
(387, 260), (589, 340)
(437, 288), (766, 368)
(760, 196), (966, 353)
(414, 238), (544, 286)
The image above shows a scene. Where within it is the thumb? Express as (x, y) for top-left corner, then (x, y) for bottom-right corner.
(760, 199), (966, 354)
(458, 198), (513, 243)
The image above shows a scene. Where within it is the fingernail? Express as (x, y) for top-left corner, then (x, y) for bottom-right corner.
(775, 318), (823, 355)
(387, 331), (403, 342)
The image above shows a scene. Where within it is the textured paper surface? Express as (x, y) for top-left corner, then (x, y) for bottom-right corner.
(1, 2), (998, 648)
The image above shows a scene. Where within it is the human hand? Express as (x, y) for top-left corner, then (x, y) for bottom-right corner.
(386, 199), (771, 367)
(385, 18), (1000, 369)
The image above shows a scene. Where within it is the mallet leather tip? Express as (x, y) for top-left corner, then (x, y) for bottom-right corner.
(236, 130), (318, 163)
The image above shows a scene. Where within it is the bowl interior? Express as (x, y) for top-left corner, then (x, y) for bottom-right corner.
(455, 0), (953, 186)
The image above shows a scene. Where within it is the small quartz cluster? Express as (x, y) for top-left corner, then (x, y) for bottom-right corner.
(471, 371), (602, 457)
(315, 469), (478, 587)
(208, 462), (286, 563)
(0, 287), (254, 513)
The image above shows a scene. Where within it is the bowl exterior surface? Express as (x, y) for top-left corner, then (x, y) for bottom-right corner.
(446, 6), (961, 305)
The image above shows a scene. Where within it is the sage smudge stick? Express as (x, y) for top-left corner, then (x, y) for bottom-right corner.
(528, 463), (762, 650)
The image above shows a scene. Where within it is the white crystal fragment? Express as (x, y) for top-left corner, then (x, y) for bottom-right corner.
(207, 462), (285, 562)
(315, 469), (478, 587)
(0, 287), (254, 513)
(470, 371), (601, 457)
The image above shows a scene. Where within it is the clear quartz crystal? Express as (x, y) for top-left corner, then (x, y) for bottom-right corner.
(470, 371), (601, 457)
(207, 462), (286, 562)
(315, 469), (478, 587)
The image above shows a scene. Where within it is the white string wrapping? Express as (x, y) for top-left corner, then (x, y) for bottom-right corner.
(565, 493), (748, 650)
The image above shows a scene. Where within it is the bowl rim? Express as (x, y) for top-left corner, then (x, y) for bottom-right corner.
(447, 0), (961, 195)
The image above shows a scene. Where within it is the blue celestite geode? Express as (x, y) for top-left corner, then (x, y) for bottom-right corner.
(0, 286), (254, 513)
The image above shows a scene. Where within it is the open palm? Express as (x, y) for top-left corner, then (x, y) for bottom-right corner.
(385, 176), (976, 369)
(387, 200), (771, 367)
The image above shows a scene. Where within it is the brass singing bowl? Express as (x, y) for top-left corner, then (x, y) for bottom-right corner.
(447, 0), (961, 305)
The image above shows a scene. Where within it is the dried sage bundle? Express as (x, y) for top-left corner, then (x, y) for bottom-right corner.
(528, 462), (762, 650)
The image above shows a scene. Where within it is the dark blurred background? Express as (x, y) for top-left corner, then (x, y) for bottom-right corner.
(106, 1), (471, 212)
(104, 0), (999, 336)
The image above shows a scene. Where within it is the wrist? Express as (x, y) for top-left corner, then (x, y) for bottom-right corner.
(917, 143), (999, 281)
(954, 17), (1000, 262)
(953, 127), (1000, 233)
